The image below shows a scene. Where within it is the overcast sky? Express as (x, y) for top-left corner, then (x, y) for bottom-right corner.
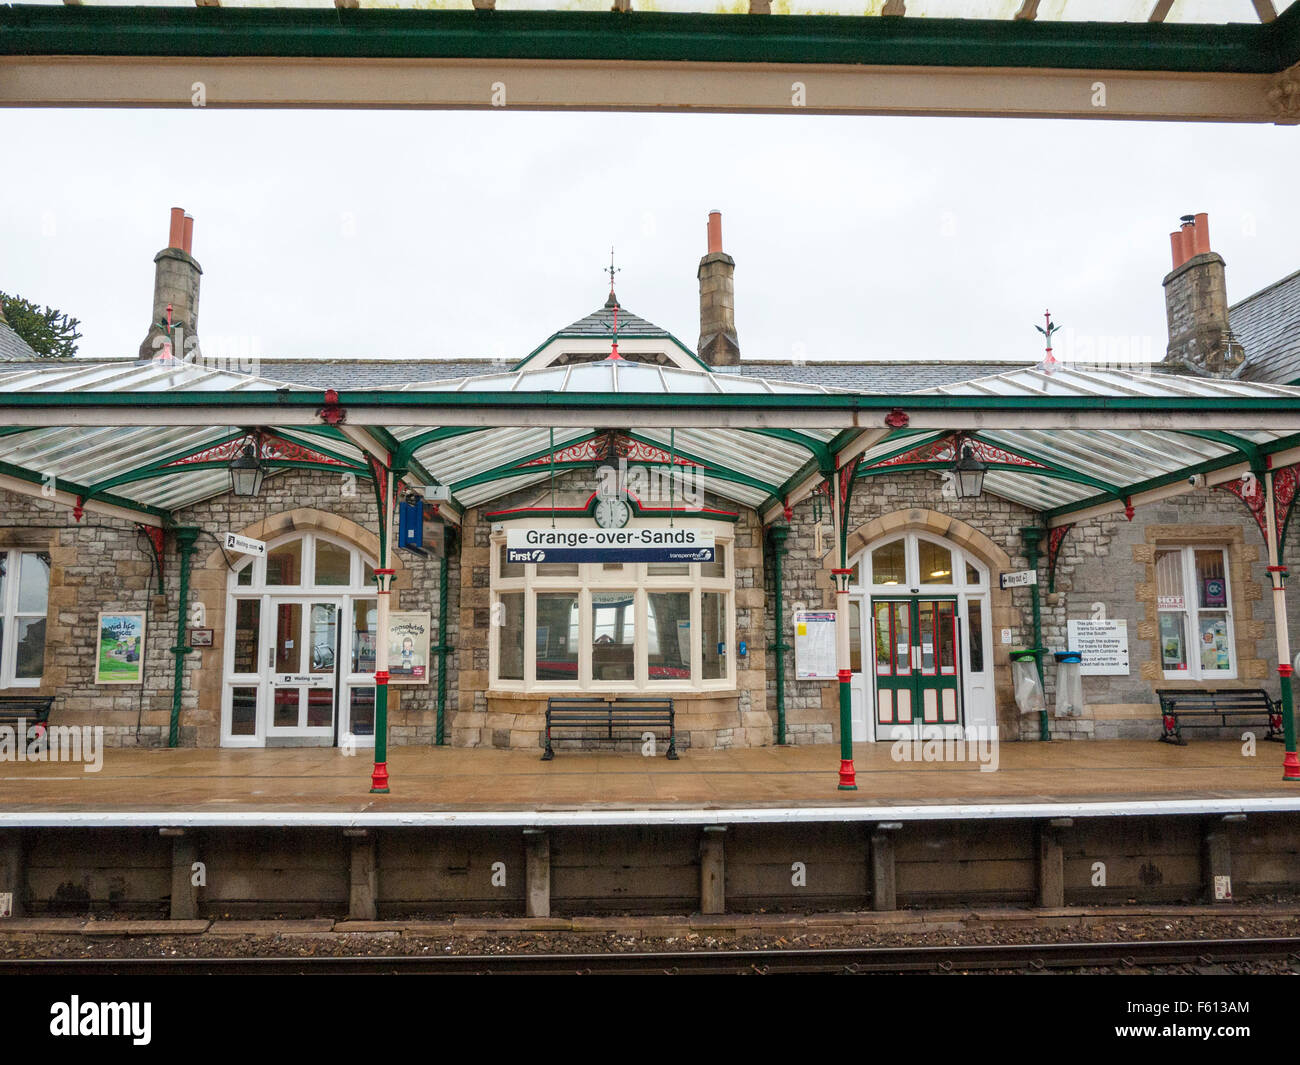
(3, 107), (1298, 365)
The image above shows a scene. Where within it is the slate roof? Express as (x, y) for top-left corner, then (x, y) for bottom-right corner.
(0, 321), (40, 362)
(1233, 268), (1300, 385)
(554, 295), (672, 339)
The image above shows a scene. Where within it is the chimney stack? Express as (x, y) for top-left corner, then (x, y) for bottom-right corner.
(1160, 212), (1242, 377)
(139, 207), (202, 359)
(697, 210), (739, 367)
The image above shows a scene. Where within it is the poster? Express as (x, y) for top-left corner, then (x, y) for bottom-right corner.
(386, 611), (430, 685)
(794, 610), (837, 680)
(1066, 618), (1130, 676)
(96, 611), (146, 685)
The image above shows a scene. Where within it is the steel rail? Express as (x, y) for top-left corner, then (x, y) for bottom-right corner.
(2, 937), (1296, 976)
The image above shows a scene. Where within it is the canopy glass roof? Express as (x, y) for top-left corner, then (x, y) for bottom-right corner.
(3, 358), (1300, 529)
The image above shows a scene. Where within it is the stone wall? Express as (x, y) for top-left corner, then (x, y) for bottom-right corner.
(453, 468), (771, 750)
(0, 467), (458, 748)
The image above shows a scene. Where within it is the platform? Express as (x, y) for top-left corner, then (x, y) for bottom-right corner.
(2, 741), (1299, 826)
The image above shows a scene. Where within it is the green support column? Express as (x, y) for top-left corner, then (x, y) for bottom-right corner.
(168, 526), (200, 749)
(1020, 526), (1050, 742)
(371, 465), (395, 794)
(435, 533), (453, 747)
(767, 523), (790, 746)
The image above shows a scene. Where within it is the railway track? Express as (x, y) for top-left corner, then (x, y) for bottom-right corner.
(3, 937), (1297, 975)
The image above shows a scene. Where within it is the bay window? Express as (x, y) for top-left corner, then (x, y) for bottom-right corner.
(1155, 546), (1235, 679)
(0, 549), (49, 688)
(490, 526), (734, 691)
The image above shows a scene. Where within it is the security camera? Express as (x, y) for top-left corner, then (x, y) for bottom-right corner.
(1188, 474), (1205, 488)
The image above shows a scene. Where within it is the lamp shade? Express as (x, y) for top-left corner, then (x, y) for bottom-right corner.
(229, 442), (265, 497)
(952, 443), (986, 499)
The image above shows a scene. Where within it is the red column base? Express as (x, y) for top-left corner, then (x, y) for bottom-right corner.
(370, 761), (390, 793)
(1284, 750), (1300, 782)
(838, 758), (857, 790)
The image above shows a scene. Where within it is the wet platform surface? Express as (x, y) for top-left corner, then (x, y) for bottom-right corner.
(0, 740), (1296, 817)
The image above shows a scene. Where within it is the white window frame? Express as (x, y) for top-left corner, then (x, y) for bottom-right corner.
(489, 520), (735, 693)
(1156, 545), (1236, 681)
(0, 548), (49, 689)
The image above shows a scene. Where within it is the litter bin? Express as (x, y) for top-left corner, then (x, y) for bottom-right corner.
(1054, 650), (1084, 718)
(1010, 649), (1046, 718)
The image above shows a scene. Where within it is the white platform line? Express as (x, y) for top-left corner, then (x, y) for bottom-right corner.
(2, 796), (1299, 828)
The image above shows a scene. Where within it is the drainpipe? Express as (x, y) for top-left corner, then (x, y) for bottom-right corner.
(168, 526), (200, 749)
(767, 524), (789, 745)
(1020, 526), (1050, 742)
(435, 544), (450, 746)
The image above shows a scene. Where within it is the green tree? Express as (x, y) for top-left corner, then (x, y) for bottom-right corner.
(0, 291), (82, 359)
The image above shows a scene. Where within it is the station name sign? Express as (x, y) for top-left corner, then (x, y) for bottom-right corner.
(506, 527), (715, 564)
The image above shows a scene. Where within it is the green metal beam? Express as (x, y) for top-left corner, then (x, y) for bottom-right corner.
(1174, 428), (1266, 472)
(967, 432), (1126, 498)
(393, 425), (492, 469)
(0, 457), (172, 522)
(2, 6), (1295, 73)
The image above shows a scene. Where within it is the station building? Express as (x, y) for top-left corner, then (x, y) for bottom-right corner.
(3, 207), (1300, 757)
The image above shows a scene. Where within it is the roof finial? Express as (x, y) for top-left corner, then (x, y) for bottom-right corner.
(604, 246), (620, 309)
(1035, 309), (1061, 375)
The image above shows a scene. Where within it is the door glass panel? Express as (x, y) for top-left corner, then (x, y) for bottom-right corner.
(274, 603), (302, 673)
(497, 591), (525, 680)
(849, 601), (861, 673)
(968, 600), (985, 673)
(351, 599), (377, 673)
(349, 687), (375, 736)
(965, 562), (982, 585)
(498, 544), (523, 579)
(309, 604), (337, 673)
(232, 599), (260, 673)
(937, 601), (957, 675)
(592, 592), (636, 681)
(892, 602), (911, 675)
(266, 540), (303, 586)
(647, 591), (690, 681)
(306, 689), (333, 728)
(702, 592), (726, 680)
(314, 541), (351, 586)
(236, 564), (253, 587)
(919, 541), (953, 584)
(536, 593), (579, 680)
(874, 602), (891, 675)
(701, 544), (727, 579)
(273, 687), (300, 727)
(918, 601), (936, 674)
(872, 540), (905, 585)
(230, 686), (258, 736)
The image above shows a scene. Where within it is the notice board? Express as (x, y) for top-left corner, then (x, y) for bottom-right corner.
(1067, 618), (1130, 676)
(794, 610), (837, 679)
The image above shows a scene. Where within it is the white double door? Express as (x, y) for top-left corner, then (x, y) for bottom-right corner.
(224, 594), (377, 747)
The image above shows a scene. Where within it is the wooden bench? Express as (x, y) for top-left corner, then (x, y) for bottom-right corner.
(0, 695), (54, 744)
(1155, 688), (1283, 745)
(543, 697), (678, 761)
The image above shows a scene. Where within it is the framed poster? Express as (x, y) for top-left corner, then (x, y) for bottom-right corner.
(793, 610), (837, 680)
(386, 611), (431, 685)
(96, 611), (146, 685)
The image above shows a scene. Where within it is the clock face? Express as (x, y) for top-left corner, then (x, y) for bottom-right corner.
(593, 495), (632, 529)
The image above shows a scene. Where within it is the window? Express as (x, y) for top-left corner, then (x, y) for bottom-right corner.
(490, 523), (734, 691)
(1155, 546), (1235, 679)
(0, 550), (49, 687)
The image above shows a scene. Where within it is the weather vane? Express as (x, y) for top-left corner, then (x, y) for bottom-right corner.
(1035, 309), (1061, 374)
(606, 246), (620, 297)
(604, 246), (623, 360)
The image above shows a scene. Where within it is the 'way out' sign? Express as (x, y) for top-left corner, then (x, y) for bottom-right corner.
(999, 569), (1037, 589)
(506, 526), (714, 564)
(223, 532), (266, 557)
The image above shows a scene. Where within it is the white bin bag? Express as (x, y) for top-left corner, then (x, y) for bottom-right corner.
(1010, 652), (1046, 717)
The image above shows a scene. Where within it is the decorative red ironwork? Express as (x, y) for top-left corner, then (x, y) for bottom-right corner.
(869, 435), (1047, 472)
(1217, 464), (1300, 551)
(1046, 524), (1073, 592)
(72, 497), (84, 522)
(519, 433), (700, 470)
(884, 409), (910, 428)
(141, 525), (165, 560)
(367, 455), (392, 516)
(839, 455), (863, 509)
(318, 388), (346, 426)
(162, 432), (353, 470)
